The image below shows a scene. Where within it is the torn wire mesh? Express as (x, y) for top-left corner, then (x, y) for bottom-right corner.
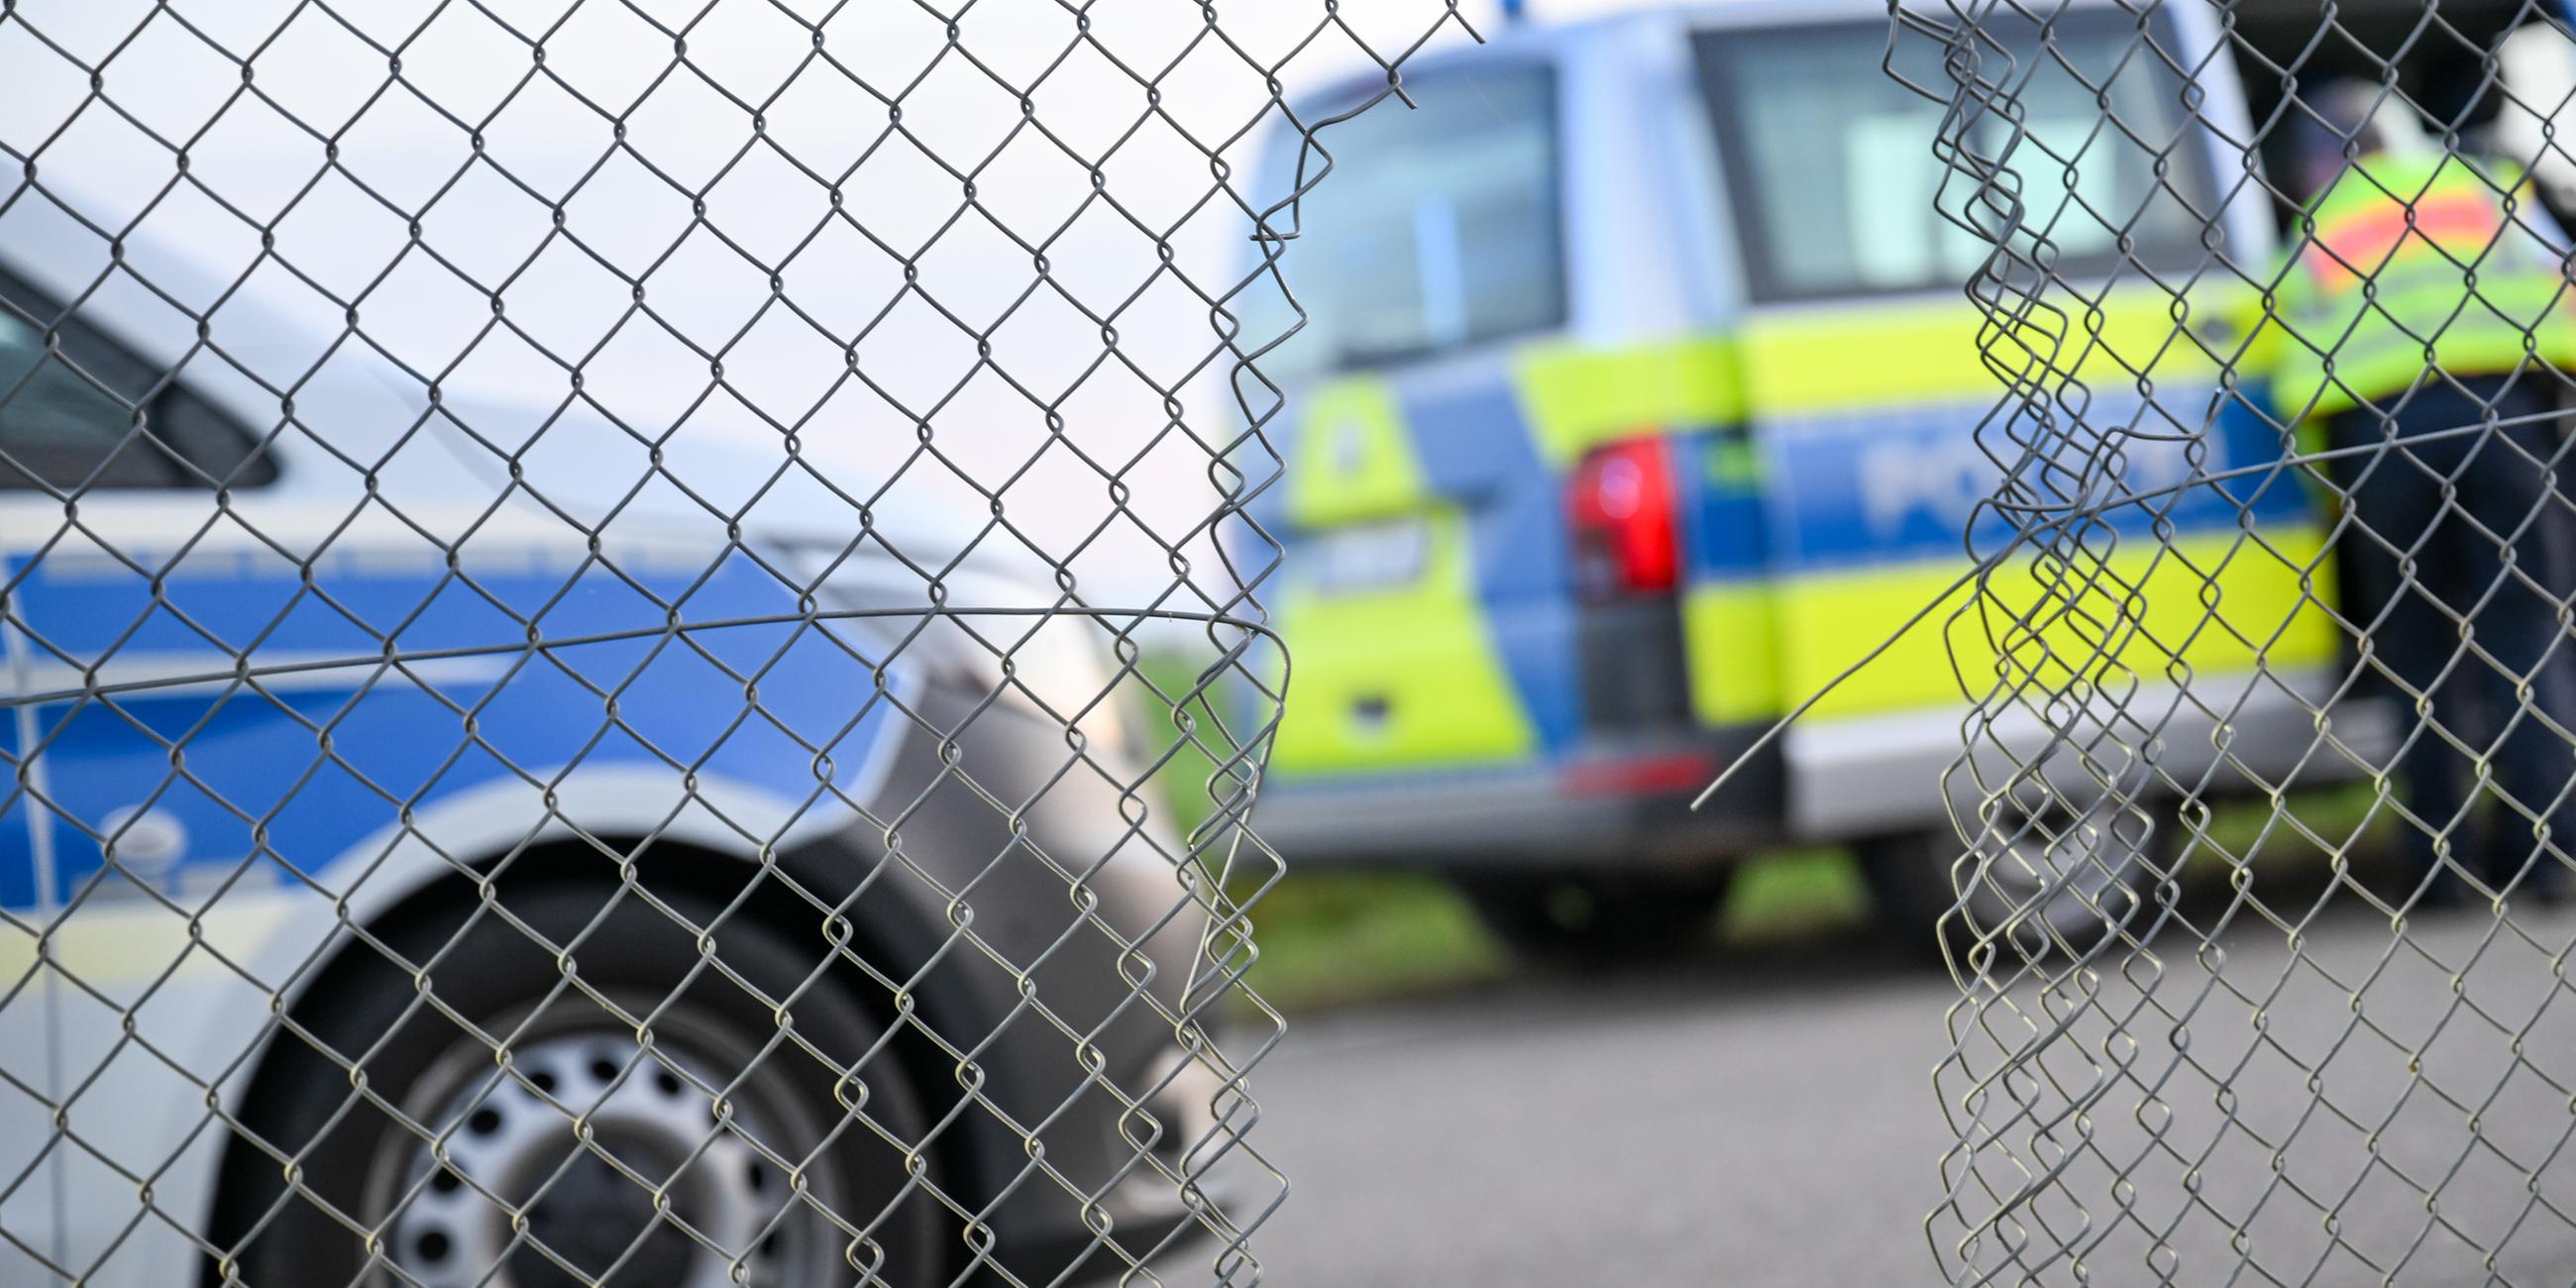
(1890, 1), (2576, 1283)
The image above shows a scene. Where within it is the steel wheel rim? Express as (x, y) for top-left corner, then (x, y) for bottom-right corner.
(362, 994), (850, 1288)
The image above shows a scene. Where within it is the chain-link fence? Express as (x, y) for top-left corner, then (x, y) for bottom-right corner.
(29, 0), (2576, 1285)
(1887, 1), (2576, 1283)
(0, 2), (1475, 1285)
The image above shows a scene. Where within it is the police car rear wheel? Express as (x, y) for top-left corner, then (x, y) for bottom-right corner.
(1860, 820), (2165, 962)
(1454, 869), (1733, 966)
(215, 881), (940, 1287)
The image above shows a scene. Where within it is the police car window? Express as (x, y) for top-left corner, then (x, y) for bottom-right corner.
(0, 276), (273, 491)
(1694, 15), (2214, 303)
(1260, 63), (1563, 376)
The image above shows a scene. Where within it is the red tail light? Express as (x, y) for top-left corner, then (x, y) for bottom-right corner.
(1567, 437), (1679, 597)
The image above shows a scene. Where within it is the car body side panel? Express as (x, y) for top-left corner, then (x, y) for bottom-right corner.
(9, 648), (1211, 1285)
(9, 523), (912, 908)
(4, 519), (931, 1284)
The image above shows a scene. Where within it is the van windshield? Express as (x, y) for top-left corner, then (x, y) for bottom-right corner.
(1254, 63), (1563, 376)
(1693, 14), (2217, 303)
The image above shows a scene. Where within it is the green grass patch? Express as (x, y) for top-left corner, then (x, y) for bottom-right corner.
(2181, 780), (2388, 874)
(1717, 848), (1874, 946)
(1126, 648), (1246, 841)
(1233, 849), (1879, 1014)
(1234, 871), (1508, 1014)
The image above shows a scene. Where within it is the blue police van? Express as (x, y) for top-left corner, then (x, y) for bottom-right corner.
(1242, 0), (2379, 960)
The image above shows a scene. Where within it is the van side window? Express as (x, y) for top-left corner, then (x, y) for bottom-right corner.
(1269, 63), (1564, 374)
(0, 275), (275, 492)
(1693, 14), (2213, 302)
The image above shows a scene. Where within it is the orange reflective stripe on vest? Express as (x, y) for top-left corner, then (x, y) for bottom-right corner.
(2301, 185), (2509, 289)
(2260, 153), (2576, 419)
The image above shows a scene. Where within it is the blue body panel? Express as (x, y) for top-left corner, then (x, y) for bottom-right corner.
(1754, 391), (2310, 575)
(1396, 374), (1585, 753)
(2, 543), (909, 914)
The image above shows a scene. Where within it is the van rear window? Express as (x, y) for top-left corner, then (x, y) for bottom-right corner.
(1693, 14), (2216, 303)
(1259, 64), (1564, 375)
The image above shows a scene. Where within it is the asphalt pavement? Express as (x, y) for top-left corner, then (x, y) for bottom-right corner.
(1244, 902), (2576, 1286)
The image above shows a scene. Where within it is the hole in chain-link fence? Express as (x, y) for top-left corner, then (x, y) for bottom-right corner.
(0, 2), (1475, 1285)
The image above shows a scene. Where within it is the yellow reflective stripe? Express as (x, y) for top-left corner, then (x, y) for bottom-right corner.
(1681, 580), (1781, 724)
(1742, 289), (2223, 414)
(2268, 278), (2576, 417)
(1775, 526), (2338, 719)
(1515, 337), (1746, 466)
(1270, 509), (1539, 773)
(1285, 377), (1429, 527)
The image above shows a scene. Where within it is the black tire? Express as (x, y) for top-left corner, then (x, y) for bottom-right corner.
(1455, 868), (1734, 966)
(212, 880), (941, 1288)
(1860, 816), (2162, 964)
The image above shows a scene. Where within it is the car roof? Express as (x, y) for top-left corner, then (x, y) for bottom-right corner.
(1299, 0), (2145, 105)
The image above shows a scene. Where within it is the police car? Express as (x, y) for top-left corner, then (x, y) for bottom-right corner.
(0, 196), (1216, 1284)
(1245, 0), (2379, 959)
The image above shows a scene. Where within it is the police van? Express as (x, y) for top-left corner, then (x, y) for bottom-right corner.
(0, 199), (1217, 1284)
(1245, 0), (2367, 958)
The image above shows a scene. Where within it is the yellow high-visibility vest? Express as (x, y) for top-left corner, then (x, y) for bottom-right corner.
(2254, 152), (2576, 421)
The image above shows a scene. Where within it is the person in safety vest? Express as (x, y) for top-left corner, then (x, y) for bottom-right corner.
(2249, 79), (2576, 905)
